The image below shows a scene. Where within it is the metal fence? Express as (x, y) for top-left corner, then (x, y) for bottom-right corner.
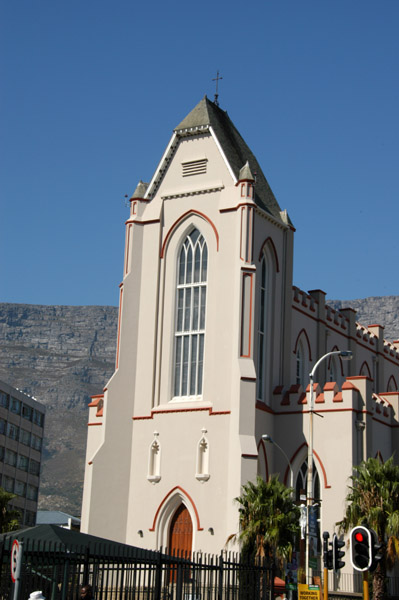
(0, 538), (276, 600)
(313, 569), (399, 598)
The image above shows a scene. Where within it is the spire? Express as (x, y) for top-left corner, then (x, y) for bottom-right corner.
(238, 161), (255, 182)
(130, 180), (148, 201)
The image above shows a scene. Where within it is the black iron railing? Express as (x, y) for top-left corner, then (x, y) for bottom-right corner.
(0, 538), (275, 600)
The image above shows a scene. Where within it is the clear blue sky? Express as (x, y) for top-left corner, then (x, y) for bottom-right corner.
(1, 1), (398, 306)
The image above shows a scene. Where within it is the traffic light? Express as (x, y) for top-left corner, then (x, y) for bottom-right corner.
(370, 529), (383, 572)
(323, 531), (333, 570)
(350, 526), (372, 571)
(332, 533), (345, 570)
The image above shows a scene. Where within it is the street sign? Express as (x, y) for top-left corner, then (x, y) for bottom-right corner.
(11, 540), (20, 582)
(298, 583), (320, 600)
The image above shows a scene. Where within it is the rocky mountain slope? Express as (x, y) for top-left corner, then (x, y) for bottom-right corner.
(0, 304), (118, 514)
(0, 296), (398, 515)
(327, 296), (399, 341)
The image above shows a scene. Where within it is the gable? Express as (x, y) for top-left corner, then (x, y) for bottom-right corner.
(150, 132), (235, 200)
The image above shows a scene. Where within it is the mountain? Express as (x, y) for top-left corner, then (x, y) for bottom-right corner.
(0, 296), (398, 515)
(0, 304), (118, 515)
(327, 296), (399, 341)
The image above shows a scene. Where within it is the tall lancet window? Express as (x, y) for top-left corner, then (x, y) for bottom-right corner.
(257, 256), (271, 402)
(174, 229), (208, 398)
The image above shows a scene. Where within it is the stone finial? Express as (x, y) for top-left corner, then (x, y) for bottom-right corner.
(130, 180), (149, 200)
(238, 161), (254, 182)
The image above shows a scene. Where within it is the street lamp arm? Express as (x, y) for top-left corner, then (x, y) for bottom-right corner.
(309, 350), (352, 380)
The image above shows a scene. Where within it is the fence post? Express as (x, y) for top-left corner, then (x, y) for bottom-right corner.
(154, 549), (163, 600)
(218, 552), (224, 600)
(83, 546), (90, 585)
(176, 553), (184, 600)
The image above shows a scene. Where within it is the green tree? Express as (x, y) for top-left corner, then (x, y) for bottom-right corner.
(338, 456), (399, 600)
(228, 475), (300, 566)
(0, 487), (20, 533)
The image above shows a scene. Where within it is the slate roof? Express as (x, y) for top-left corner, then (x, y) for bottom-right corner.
(174, 96), (286, 222)
(0, 524), (159, 557)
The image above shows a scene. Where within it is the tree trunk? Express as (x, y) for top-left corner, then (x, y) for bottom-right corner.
(372, 562), (386, 600)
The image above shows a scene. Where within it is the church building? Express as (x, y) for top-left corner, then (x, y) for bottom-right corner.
(81, 97), (399, 570)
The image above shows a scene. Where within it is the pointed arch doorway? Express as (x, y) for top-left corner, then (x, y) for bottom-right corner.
(168, 503), (193, 557)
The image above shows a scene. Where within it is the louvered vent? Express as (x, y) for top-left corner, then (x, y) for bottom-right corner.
(182, 159), (208, 177)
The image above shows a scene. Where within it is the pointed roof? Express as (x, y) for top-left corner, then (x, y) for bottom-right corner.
(174, 96), (286, 222)
(238, 161), (255, 182)
(130, 180), (149, 200)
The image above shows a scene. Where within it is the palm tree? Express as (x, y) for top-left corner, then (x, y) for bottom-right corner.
(228, 475), (300, 566)
(338, 455), (399, 600)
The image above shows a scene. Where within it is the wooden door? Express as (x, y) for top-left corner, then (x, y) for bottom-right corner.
(168, 503), (193, 558)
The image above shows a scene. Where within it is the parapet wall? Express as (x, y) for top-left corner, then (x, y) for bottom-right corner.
(273, 377), (398, 427)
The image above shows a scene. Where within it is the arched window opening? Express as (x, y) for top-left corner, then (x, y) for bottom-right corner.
(296, 458), (321, 556)
(257, 441), (268, 481)
(329, 356), (337, 382)
(174, 229), (207, 398)
(387, 375), (397, 392)
(256, 252), (275, 404)
(257, 256), (267, 401)
(296, 458), (320, 502)
(360, 361), (371, 379)
(296, 343), (305, 386)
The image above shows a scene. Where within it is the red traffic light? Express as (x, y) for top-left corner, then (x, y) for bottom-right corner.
(355, 532), (364, 542)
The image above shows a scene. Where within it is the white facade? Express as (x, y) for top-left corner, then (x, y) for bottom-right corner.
(81, 97), (399, 569)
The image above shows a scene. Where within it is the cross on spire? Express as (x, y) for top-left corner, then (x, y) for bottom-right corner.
(212, 70), (223, 106)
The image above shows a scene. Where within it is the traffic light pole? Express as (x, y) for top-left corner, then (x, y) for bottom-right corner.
(363, 571), (369, 600)
(323, 567), (328, 600)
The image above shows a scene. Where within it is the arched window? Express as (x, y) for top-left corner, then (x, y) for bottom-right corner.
(257, 253), (275, 403)
(387, 375), (397, 392)
(360, 361), (372, 379)
(257, 256), (267, 401)
(296, 457), (320, 502)
(329, 356), (337, 382)
(296, 458), (321, 555)
(174, 229), (207, 398)
(296, 343), (305, 386)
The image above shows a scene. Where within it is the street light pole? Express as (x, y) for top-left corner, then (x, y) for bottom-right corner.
(261, 434), (294, 490)
(305, 350), (353, 584)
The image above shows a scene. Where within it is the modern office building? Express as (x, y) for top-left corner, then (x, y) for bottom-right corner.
(0, 379), (45, 526)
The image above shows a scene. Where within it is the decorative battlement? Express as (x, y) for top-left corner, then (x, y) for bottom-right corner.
(292, 286), (351, 331)
(273, 379), (398, 425)
(326, 305), (349, 331)
(292, 286), (316, 313)
(383, 339), (399, 361)
(356, 322), (376, 347)
(293, 288), (399, 358)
